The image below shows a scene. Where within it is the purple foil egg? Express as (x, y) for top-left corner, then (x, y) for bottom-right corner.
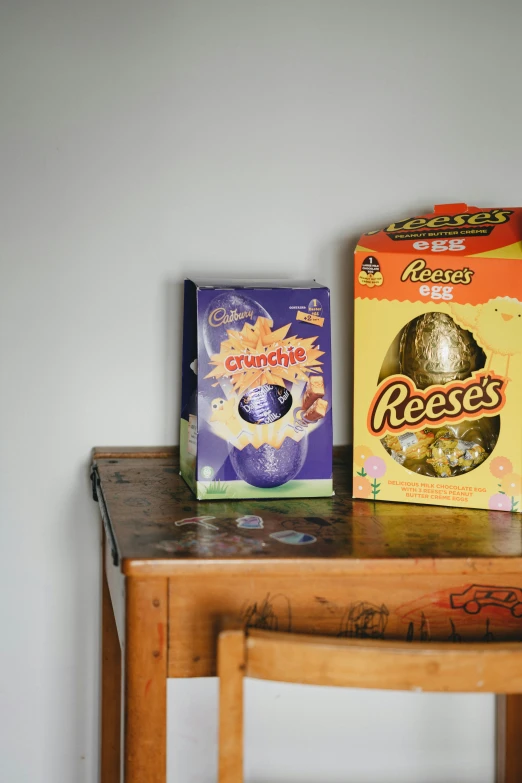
(229, 437), (308, 488)
(238, 384), (292, 426)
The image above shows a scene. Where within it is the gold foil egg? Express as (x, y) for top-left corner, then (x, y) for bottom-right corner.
(399, 312), (485, 390)
(388, 312), (499, 478)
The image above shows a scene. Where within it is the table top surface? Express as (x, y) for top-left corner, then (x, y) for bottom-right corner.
(92, 446), (522, 575)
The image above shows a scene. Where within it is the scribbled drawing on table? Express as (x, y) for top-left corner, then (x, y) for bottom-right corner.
(450, 584), (522, 617)
(242, 593), (292, 632)
(338, 601), (389, 639)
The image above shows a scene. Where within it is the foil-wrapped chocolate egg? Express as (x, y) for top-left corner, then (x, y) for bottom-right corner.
(203, 292), (271, 357)
(238, 384), (292, 426)
(229, 437), (308, 488)
(389, 312), (500, 478)
(399, 313), (485, 390)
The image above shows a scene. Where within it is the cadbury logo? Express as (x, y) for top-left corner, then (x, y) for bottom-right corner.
(368, 373), (506, 435)
(208, 307), (254, 327)
(224, 346), (307, 374)
(401, 258), (474, 285)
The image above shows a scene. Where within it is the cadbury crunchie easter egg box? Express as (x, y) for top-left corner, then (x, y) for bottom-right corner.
(354, 203), (522, 512)
(180, 279), (333, 499)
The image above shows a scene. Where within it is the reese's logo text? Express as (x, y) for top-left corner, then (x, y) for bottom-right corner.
(368, 373), (506, 435)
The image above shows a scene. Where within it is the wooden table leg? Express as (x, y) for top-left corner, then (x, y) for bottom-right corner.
(101, 543), (122, 783)
(124, 577), (168, 783)
(218, 630), (245, 783)
(497, 695), (522, 783)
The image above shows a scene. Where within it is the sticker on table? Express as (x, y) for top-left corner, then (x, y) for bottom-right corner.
(175, 515), (218, 530)
(270, 530), (317, 545)
(236, 515), (264, 529)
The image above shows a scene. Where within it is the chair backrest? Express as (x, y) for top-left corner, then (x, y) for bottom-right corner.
(244, 630), (522, 692)
(218, 628), (522, 783)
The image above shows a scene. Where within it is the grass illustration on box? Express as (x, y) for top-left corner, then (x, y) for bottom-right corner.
(202, 479), (229, 497)
(198, 479), (333, 500)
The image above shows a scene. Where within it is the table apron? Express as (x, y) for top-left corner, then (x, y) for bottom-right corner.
(167, 572), (522, 677)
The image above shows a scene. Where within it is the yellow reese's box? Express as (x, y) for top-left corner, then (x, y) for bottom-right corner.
(353, 203), (522, 512)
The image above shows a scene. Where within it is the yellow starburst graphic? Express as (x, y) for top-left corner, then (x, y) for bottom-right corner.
(205, 316), (324, 396)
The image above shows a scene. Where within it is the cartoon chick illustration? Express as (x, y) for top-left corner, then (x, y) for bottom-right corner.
(451, 297), (522, 379)
(209, 397), (244, 437)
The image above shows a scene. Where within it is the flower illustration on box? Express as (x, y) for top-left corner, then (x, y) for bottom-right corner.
(489, 457), (519, 512)
(353, 476), (372, 498)
(490, 456), (513, 478)
(354, 445), (373, 468)
(488, 493), (512, 512)
(354, 445), (385, 500)
(364, 456), (386, 499)
(503, 473), (522, 495)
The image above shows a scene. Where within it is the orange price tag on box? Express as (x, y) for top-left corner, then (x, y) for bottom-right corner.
(296, 311), (324, 327)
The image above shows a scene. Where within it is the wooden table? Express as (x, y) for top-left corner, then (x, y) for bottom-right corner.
(92, 445), (522, 783)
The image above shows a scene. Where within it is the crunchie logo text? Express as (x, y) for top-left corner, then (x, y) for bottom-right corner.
(368, 373), (506, 436)
(208, 308), (254, 327)
(224, 346), (308, 374)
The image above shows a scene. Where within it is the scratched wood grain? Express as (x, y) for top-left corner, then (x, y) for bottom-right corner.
(92, 446), (522, 565)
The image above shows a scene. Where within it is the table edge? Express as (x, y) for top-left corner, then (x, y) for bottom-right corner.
(92, 444), (349, 461)
(120, 556), (522, 578)
(92, 446), (177, 460)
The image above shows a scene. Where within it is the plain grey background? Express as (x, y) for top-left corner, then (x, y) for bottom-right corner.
(2, 1), (521, 780)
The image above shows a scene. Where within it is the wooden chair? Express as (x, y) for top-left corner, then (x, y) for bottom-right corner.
(218, 628), (522, 783)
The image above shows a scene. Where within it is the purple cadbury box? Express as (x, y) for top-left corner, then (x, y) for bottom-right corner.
(180, 279), (333, 500)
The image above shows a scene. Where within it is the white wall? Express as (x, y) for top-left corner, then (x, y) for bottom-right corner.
(2, 0), (521, 780)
